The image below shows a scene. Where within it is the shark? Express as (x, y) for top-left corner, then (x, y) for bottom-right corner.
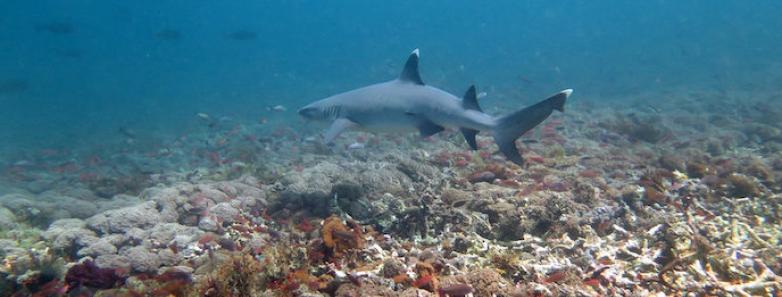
(298, 49), (572, 165)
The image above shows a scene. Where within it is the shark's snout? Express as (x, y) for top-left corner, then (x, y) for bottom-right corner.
(298, 106), (319, 119)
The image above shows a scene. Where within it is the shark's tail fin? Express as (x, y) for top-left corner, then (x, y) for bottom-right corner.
(494, 89), (572, 165)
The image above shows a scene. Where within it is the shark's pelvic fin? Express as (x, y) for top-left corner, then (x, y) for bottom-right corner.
(460, 128), (479, 150)
(324, 118), (357, 144)
(460, 85), (481, 150)
(399, 48), (424, 85)
(494, 89), (572, 165)
(418, 120), (444, 137)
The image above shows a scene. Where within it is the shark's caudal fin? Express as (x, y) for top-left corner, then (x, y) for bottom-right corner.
(494, 89), (572, 165)
(460, 85), (482, 150)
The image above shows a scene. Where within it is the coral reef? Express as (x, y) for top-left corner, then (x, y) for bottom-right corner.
(1, 88), (781, 296)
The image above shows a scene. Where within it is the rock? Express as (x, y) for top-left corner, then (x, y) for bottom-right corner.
(440, 188), (471, 207)
(77, 238), (118, 258)
(335, 283), (396, 297)
(157, 249), (181, 267)
(0, 207), (17, 230)
(659, 154), (686, 172)
(94, 254), (131, 271)
(381, 258), (406, 278)
(0, 239), (21, 258)
(0, 194), (56, 226)
(44, 218), (98, 255)
(207, 202), (239, 223)
(196, 186), (230, 203)
(198, 216), (219, 232)
(358, 168), (412, 195)
(145, 223), (203, 249)
(86, 201), (161, 234)
(121, 246), (161, 273)
(52, 196), (99, 219)
(96, 194), (143, 213)
(465, 268), (515, 297)
(160, 265), (193, 275)
(24, 178), (55, 194)
(124, 228), (146, 245)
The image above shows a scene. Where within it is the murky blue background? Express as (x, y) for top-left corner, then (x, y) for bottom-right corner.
(1, 1), (780, 155)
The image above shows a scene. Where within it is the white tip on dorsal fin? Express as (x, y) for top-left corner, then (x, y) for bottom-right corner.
(412, 48), (420, 57)
(399, 48), (424, 85)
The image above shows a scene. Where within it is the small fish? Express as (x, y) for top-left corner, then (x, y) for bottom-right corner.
(267, 105), (287, 112)
(197, 113), (217, 128)
(347, 142), (365, 150)
(118, 127), (137, 139)
(477, 91), (488, 99)
(646, 104), (661, 113)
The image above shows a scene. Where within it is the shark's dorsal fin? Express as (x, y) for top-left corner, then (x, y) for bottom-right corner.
(399, 48), (424, 85)
(462, 85), (482, 112)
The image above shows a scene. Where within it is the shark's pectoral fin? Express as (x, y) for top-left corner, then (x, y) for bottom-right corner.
(418, 120), (445, 137)
(460, 128), (479, 150)
(324, 118), (357, 144)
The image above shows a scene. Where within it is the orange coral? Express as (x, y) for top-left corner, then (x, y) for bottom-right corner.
(392, 274), (410, 284)
(414, 262), (439, 292)
(321, 215), (364, 258)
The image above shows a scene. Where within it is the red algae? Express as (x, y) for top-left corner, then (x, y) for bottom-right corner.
(413, 274), (434, 288)
(544, 270), (567, 283)
(527, 155), (546, 164)
(65, 260), (126, 291)
(296, 218), (316, 233)
(468, 171), (495, 183)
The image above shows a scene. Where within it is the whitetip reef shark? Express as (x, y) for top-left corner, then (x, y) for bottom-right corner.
(298, 49), (572, 165)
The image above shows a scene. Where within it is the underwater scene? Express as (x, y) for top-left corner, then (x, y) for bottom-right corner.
(1, 1), (781, 296)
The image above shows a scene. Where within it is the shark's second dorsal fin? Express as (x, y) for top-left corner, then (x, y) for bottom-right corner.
(461, 85), (482, 150)
(462, 85), (482, 112)
(399, 48), (424, 85)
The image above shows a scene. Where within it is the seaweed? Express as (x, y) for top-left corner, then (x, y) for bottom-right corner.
(65, 260), (126, 292)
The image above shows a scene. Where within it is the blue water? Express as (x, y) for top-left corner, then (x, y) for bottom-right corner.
(1, 1), (781, 156)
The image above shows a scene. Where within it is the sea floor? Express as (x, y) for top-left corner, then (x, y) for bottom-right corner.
(1, 87), (781, 296)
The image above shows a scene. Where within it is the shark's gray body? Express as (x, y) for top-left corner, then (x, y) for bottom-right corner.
(299, 49), (571, 165)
